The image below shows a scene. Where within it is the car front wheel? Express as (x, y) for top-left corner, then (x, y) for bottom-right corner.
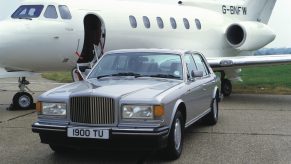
(164, 111), (184, 160)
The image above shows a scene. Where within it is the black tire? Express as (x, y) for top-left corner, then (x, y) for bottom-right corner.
(12, 92), (33, 110)
(164, 111), (184, 160)
(49, 144), (72, 153)
(204, 97), (219, 125)
(221, 79), (232, 97)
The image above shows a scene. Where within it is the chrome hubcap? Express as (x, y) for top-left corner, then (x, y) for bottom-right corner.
(19, 95), (30, 108)
(174, 118), (182, 150)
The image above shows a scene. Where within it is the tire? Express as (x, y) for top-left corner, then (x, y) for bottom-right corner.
(204, 97), (219, 125)
(164, 111), (184, 160)
(12, 92), (33, 110)
(49, 144), (72, 153)
(221, 79), (232, 97)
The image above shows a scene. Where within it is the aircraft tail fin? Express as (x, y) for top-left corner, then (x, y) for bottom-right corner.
(244, 0), (277, 24)
(181, 0), (277, 24)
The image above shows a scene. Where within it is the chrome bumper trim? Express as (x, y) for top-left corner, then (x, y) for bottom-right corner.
(32, 122), (169, 136)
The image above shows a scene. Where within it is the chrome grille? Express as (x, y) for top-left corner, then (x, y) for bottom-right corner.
(70, 97), (115, 124)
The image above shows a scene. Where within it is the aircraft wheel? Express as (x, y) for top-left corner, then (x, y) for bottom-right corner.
(221, 79), (232, 97)
(12, 92), (33, 110)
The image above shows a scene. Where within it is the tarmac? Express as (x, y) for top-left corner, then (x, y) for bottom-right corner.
(0, 76), (291, 164)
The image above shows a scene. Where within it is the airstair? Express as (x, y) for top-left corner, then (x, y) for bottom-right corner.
(73, 44), (103, 81)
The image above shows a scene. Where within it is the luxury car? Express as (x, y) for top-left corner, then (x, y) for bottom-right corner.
(32, 49), (220, 159)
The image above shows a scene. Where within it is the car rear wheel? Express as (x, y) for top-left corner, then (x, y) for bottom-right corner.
(164, 111), (184, 160)
(204, 97), (219, 125)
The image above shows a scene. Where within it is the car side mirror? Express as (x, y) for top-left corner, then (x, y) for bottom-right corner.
(191, 70), (203, 78)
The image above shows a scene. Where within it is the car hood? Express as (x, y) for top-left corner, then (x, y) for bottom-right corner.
(40, 77), (183, 100)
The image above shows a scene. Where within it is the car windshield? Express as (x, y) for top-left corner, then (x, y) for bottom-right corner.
(88, 52), (183, 80)
(11, 5), (44, 19)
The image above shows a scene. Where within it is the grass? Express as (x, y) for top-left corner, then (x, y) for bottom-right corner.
(42, 71), (73, 83)
(42, 64), (291, 94)
(232, 64), (291, 94)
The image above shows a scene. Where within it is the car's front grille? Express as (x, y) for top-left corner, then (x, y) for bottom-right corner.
(70, 97), (115, 124)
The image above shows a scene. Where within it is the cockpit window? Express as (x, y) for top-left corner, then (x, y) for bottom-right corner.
(58, 5), (72, 19)
(11, 5), (44, 19)
(44, 5), (58, 19)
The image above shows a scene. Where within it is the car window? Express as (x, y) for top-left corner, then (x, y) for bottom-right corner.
(184, 54), (197, 79)
(11, 5), (44, 19)
(89, 52), (183, 80)
(192, 54), (209, 76)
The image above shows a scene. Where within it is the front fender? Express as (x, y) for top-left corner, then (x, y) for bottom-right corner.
(169, 99), (185, 130)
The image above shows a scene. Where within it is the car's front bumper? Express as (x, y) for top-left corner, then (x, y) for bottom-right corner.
(32, 122), (170, 150)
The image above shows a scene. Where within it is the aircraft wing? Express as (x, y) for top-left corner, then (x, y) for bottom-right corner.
(0, 68), (39, 78)
(207, 54), (291, 71)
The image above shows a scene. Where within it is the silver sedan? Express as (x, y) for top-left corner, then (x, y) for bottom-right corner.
(32, 49), (220, 160)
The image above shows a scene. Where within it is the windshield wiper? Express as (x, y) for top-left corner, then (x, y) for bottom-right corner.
(97, 72), (142, 79)
(149, 74), (181, 79)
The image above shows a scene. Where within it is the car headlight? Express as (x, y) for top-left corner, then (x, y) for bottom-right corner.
(122, 105), (164, 119)
(42, 102), (66, 116)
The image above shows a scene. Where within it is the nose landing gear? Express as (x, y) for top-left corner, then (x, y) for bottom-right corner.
(8, 77), (34, 110)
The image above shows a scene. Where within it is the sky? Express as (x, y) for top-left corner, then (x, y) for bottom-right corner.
(0, 0), (290, 48)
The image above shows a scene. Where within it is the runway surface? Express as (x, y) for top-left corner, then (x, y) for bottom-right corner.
(0, 76), (291, 164)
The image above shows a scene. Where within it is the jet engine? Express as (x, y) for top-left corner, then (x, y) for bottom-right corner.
(225, 21), (276, 51)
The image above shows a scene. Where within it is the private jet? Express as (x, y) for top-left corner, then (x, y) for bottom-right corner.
(1, 0), (291, 110)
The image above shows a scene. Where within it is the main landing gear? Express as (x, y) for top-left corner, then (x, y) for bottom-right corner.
(220, 71), (232, 97)
(8, 77), (34, 110)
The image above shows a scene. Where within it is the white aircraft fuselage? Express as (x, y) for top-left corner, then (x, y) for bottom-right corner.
(0, 0), (276, 72)
(4, 0), (291, 109)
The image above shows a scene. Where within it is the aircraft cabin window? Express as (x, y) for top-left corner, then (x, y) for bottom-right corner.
(195, 18), (202, 30)
(143, 16), (151, 29)
(156, 17), (164, 29)
(129, 15), (137, 28)
(183, 18), (190, 29)
(170, 17), (177, 29)
(59, 5), (72, 19)
(11, 5), (44, 19)
(44, 5), (58, 19)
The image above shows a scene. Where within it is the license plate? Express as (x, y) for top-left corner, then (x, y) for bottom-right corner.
(67, 127), (109, 139)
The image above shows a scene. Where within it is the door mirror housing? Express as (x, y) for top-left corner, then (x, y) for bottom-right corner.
(191, 70), (203, 78)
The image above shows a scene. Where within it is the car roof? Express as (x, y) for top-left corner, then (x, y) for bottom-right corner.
(105, 49), (193, 55)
